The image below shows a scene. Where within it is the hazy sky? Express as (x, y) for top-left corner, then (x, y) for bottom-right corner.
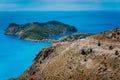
(0, 0), (120, 11)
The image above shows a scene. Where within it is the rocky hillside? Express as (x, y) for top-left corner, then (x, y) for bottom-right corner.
(59, 33), (92, 42)
(5, 21), (77, 41)
(15, 28), (120, 80)
(91, 28), (120, 42)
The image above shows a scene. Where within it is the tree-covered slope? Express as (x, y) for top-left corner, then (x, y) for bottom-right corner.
(5, 21), (77, 41)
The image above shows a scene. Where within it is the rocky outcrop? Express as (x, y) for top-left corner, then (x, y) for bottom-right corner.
(34, 46), (56, 63)
(5, 23), (23, 35)
(5, 21), (77, 41)
(91, 27), (120, 42)
(16, 28), (120, 80)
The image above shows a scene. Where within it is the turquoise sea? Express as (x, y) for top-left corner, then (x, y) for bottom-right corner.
(0, 11), (120, 80)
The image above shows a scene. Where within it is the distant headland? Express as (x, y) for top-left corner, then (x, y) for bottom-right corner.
(5, 20), (77, 41)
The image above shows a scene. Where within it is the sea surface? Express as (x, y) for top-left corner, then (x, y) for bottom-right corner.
(0, 11), (120, 80)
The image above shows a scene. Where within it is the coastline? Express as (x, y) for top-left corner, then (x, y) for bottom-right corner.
(24, 38), (58, 43)
(1, 11), (120, 80)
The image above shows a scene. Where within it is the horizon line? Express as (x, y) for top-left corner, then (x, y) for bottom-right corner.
(0, 10), (120, 12)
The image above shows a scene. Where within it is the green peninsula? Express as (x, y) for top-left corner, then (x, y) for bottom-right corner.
(5, 21), (77, 41)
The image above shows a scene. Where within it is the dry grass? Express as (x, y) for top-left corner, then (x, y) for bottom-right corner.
(17, 28), (120, 80)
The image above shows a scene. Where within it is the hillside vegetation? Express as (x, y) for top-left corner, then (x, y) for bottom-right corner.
(15, 28), (120, 80)
(5, 21), (77, 41)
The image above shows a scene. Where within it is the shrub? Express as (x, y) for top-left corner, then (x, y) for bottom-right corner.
(109, 46), (113, 50)
(115, 50), (119, 55)
(98, 41), (101, 46)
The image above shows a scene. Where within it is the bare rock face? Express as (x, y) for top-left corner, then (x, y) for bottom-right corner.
(34, 46), (56, 63)
(16, 28), (120, 80)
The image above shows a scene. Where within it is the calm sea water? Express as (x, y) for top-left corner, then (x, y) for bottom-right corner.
(0, 11), (120, 80)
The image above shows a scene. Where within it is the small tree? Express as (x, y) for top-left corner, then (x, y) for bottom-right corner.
(115, 50), (119, 55)
(98, 41), (101, 46)
(81, 49), (86, 55)
(109, 46), (113, 50)
(88, 48), (93, 53)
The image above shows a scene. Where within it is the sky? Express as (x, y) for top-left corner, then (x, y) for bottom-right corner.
(0, 0), (120, 11)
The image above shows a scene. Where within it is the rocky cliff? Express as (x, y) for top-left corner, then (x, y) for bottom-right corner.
(15, 28), (120, 80)
(5, 21), (77, 41)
